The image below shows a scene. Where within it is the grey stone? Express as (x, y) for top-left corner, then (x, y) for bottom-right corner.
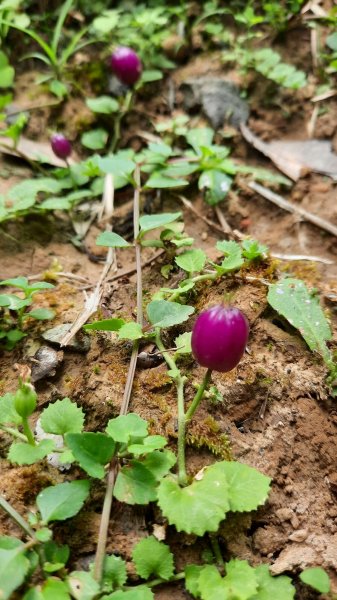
(107, 75), (128, 97)
(31, 345), (63, 382)
(180, 77), (249, 129)
(42, 323), (91, 353)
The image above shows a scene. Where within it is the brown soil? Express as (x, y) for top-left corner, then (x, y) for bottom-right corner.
(1, 16), (337, 600)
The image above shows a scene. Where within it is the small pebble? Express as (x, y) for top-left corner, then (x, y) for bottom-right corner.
(288, 529), (308, 542)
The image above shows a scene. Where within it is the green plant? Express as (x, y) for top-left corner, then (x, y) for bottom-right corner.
(0, 0), (94, 97)
(0, 0), (29, 42)
(0, 379), (283, 598)
(90, 4), (185, 72)
(268, 277), (337, 391)
(223, 44), (307, 89)
(0, 49), (14, 87)
(0, 276), (55, 349)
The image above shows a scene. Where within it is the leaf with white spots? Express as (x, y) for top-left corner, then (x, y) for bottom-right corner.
(268, 278), (332, 364)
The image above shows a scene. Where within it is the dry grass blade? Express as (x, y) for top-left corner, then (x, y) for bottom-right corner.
(249, 181), (337, 238)
(60, 174), (117, 347)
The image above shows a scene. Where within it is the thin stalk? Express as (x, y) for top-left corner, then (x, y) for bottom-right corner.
(1, 426), (27, 441)
(176, 375), (187, 486)
(145, 572), (185, 588)
(169, 272), (218, 302)
(155, 329), (187, 485)
(22, 417), (36, 446)
(185, 368), (212, 423)
(93, 457), (118, 582)
(120, 164), (142, 415)
(65, 158), (78, 189)
(0, 495), (34, 538)
(110, 90), (133, 153)
(209, 534), (225, 568)
(94, 165), (143, 583)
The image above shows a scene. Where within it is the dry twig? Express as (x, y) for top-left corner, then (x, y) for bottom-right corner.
(249, 181), (337, 238)
(60, 175), (117, 347)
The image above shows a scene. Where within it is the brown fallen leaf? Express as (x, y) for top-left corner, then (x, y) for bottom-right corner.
(241, 124), (337, 181)
(0, 136), (78, 167)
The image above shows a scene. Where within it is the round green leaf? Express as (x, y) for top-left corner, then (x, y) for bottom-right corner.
(96, 231), (130, 248)
(254, 565), (295, 599)
(37, 480), (90, 524)
(105, 587), (154, 600)
(147, 300), (194, 328)
(8, 440), (55, 466)
(157, 465), (230, 535)
(132, 536), (174, 580)
(106, 413), (148, 443)
(212, 461), (271, 512)
(300, 567), (330, 594)
(86, 96), (119, 114)
(175, 249), (206, 273)
(81, 129), (108, 150)
(65, 433), (115, 479)
(114, 461), (157, 505)
(40, 398), (84, 435)
(139, 212), (182, 233)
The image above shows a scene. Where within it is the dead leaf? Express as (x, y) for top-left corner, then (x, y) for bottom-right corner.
(241, 124), (337, 181)
(0, 136), (78, 167)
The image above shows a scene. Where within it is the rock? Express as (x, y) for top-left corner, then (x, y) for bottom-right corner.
(275, 508), (293, 522)
(270, 544), (318, 575)
(42, 324), (91, 353)
(180, 77), (249, 129)
(35, 418), (71, 471)
(288, 529), (309, 542)
(31, 345), (64, 382)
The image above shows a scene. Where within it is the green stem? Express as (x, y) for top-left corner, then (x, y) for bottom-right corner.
(177, 375), (187, 486)
(145, 572), (185, 588)
(185, 368), (212, 423)
(17, 308), (26, 330)
(94, 165), (142, 583)
(110, 90), (133, 153)
(209, 534), (225, 568)
(1, 426), (27, 441)
(93, 457), (118, 582)
(169, 272), (218, 302)
(155, 329), (187, 485)
(65, 158), (78, 189)
(0, 495), (35, 538)
(22, 416), (36, 446)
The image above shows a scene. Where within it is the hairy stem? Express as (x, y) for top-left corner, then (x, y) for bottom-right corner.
(22, 417), (36, 446)
(185, 368), (212, 423)
(1, 426), (27, 441)
(0, 496), (34, 538)
(155, 329), (187, 485)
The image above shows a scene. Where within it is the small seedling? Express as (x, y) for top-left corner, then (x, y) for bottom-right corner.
(0, 276), (55, 349)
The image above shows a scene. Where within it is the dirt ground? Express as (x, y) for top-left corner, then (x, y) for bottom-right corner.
(1, 20), (337, 600)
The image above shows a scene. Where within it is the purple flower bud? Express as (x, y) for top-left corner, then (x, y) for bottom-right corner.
(110, 47), (142, 86)
(191, 305), (249, 372)
(50, 133), (72, 160)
